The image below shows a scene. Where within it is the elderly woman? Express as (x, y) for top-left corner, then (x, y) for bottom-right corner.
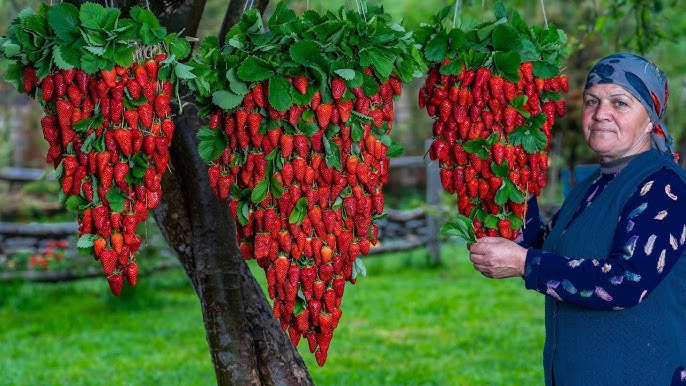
(468, 53), (686, 385)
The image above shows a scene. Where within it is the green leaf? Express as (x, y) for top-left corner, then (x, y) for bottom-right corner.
(439, 215), (476, 243)
(490, 160), (510, 179)
(299, 121), (319, 137)
(289, 197), (308, 225)
(463, 138), (490, 159)
(174, 62), (196, 80)
(363, 47), (394, 80)
(77, 233), (97, 249)
(106, 188), (126, 213)
(250, 178), (269, 204)
(237, 56), (273, 82)
(507, 113), (547, 153)
(492, 24), (519, 51)
(351, 121), (364, 143)
(387, 141), (404, 158)
(290, 39), (325, 68)
(424, 30), (448, 62)
(212, 90), (244, 110)
(226, 69), (248, 96)
(72, 113), (104, 133)
(269, 173), (283, 199)
(47, 3), (81, 44)
(334, 69), (355, 80)
(352, 258), (367, 279)
(112, 45), (136, 68)
(484, 214), (499, 230)
(361, 72), (380, 97)
(238, 200), (249, 226)
(323, 136), (342, 170)
(494, 50), (521, 76)
(65, 194), (89, 214)
(440, 59), (464, 76)
(79, 2), (109, 30)
(165, 33), (192, 60)
(268, 75), (292, 112)
(197, 126), (228, 163)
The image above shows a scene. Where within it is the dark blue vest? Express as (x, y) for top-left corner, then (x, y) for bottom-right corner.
(541, 149), (686, 385)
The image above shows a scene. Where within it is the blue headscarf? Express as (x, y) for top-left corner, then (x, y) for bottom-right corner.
(584, 53), (674, 159)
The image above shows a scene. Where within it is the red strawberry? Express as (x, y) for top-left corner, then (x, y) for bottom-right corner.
(337, 100), (353, 123)
(154, 94), (171, 119)
(247, 113), (262, 136)
(252, 83), (265, 108)
(100, 68), (117, 88)
(23, 66), (37, 94)
(316, 104), (333, 128)
(492, 142), (506, 165)
(126, 79), (141, 99)
(124, 261), (138, 286)
(107, 273), (124, 296)
(498, 218), (513, 239)
(40, 75), (55, 101)
(138, 102), (154, 128)
(114, 129), (133, 156)
(293, 76), (308, 94)
(274, 256), (290, 284)
(100, 249), (117, 276)
(114, 161), (130, 189)
(124, 109), (139, 131)
(144, 59), (159, 81)
(331, 77), (346, 100)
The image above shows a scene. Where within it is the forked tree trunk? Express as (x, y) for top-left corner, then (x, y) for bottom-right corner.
(68, 0), (315, 384)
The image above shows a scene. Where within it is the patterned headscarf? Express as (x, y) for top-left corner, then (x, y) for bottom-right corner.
(584, 53), (674, 158)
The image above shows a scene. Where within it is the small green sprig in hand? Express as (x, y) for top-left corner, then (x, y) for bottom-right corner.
(440, 214), (477, 244)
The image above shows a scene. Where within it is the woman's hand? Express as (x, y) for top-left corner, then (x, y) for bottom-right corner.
(467, 237), (528, 279)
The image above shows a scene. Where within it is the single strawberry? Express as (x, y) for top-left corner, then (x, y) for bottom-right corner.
(23, 66), (37, 94)
(138, 102), (154, 128)
(113, 129), (133, 156)
(113, 161), (130, 189)
(100, 68), (117, 88)
(144, 59), (159, 81)
(498, 218), (513, 239)
(100, 249), (118, 276)
(316, 104), (333, 128)
(252, 83), (265, 108)
(293, 76), (308, 94)
(107, 273), (124, 296)
(40, 75), (55, 101)
(274, 256), (290, 284)
(124, 261), (138, 286)
(331, 77), (346, 100)
(154, 94), (171, 119)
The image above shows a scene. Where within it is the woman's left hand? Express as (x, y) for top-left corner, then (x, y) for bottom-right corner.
(467, 237), (528, 279)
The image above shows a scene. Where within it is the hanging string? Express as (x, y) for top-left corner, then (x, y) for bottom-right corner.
(356, 0), (367, 22)
(243, 0), (255, 13)
(540, 0), (549, 28)
(452, 0), (460, 28)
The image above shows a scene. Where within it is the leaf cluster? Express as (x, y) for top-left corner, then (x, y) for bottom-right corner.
(0, 2), (192, 88)
(186, 1), (427, 116)
(414, 1), (568, 81)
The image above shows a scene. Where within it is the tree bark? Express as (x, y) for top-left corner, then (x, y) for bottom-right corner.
(67, 0), (315, 384)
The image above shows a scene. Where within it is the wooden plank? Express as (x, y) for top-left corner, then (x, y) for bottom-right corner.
(0, 222), (77, 237)
(0, 167), (54, 183)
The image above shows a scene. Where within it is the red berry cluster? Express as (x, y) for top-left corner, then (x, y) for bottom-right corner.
(420, 61), (568, 239)
(22, 51), (175, 295)
(205, 70), (402, 366)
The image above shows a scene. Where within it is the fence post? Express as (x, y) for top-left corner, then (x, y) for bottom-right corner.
(424, 139), (441, 266)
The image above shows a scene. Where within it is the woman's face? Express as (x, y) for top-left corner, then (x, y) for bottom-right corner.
(581, 83), (653, 162)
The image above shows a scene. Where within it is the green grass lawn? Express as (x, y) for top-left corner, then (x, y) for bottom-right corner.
(0, 241), (545, 385)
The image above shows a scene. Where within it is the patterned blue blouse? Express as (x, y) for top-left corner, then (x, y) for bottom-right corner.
(520, 166), (686, 310)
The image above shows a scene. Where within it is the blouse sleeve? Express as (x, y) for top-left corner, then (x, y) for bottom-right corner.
(523, 169), (686, 310)
(518, 195), (558, 249)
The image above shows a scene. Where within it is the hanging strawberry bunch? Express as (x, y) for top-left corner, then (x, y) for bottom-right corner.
(186, 2), (425, 366)
(0, 3), (193, 295)
(414, 2), (568, 241)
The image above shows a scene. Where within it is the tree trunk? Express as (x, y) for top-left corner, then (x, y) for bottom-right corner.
(69, 0), (315, 384)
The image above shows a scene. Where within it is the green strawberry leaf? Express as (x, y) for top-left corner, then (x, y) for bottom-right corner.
(65, 194), (89, 214)
(106, 188), (126, 213)
(352, 258), (367, 279)
(507, 213), (524, 230)
(268, 75), (292, 112)
(212, 90), (243, 110)
(334, 68), (355, 80)
(77, 233), (97, 249)
(495, 179), (525, 205)
(289, 197), (308, 225)
(463, 138), (490, 159)
(323, 135), (342, 171)
(387, 141), (404, 158)
(484, 214), (499, 230)
(440, 58), (464, 75)
(439, 214), (476, 244)
(507, 113), (547, 154)
(237, 56), (273, 82)
(72, 112), (104, 133)
(47, 3), (80, 44)
(490, 160), (510, 178)
(424, 30), (448, 62)
(250, 177), (269, 204)
(238, 200), (250, 226)
(269, 172), (283, 199)
(197, 126), (228, 163)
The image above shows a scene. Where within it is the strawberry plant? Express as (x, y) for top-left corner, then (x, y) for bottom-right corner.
(0, 3), (194, 295)
(185, 1), (425, 366)
(414, 2), (568, 241)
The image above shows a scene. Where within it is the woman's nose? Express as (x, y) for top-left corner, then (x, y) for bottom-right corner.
(593, 101), (612, 121)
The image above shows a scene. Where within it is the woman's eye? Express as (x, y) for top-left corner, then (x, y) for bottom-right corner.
(614, 100), (628, 107)
(584, 99), (598, 106)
